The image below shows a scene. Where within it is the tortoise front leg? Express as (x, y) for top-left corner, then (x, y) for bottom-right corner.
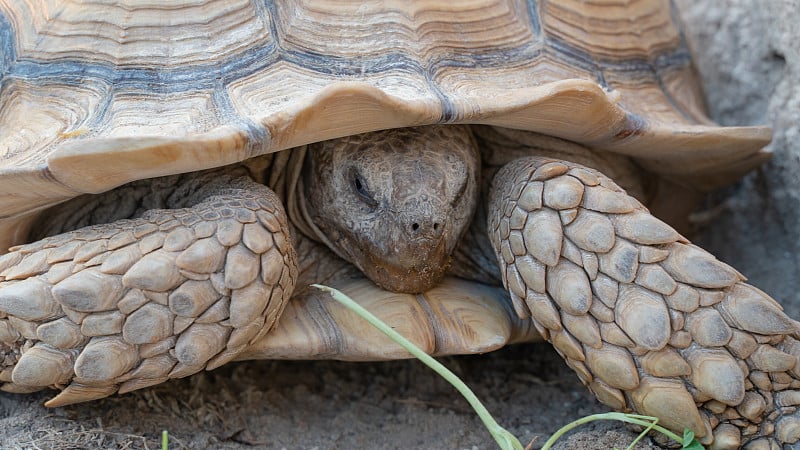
(488, 157), (800, 449)
(0, 169), (297, 406)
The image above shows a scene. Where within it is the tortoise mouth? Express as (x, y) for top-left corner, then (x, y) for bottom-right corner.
(362, 258), (450, 294)
(363, 252), (451, 294)
(343, 233), (453, 294)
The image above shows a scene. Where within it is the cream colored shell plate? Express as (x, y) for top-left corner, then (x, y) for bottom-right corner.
(0, 0), (770, 220)
(240, 276), (540, 361)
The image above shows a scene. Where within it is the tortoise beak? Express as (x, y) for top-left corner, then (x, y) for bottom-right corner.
(360, 225), (452, 294)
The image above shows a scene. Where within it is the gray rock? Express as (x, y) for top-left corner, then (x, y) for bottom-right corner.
(678, 0), (800, 318)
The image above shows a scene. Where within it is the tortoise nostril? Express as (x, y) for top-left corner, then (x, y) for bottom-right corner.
(407, 220), (443, 236)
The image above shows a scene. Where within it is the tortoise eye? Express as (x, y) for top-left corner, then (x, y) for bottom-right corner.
(354, 176), (365, 194)
(352, 172), (377, 207)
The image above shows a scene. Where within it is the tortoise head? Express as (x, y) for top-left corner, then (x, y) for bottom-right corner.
(303, 125), (479, 293)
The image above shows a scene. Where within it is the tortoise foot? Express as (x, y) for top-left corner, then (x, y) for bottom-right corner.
(0, 173), (297, 406)
(488, 157), (800, 449)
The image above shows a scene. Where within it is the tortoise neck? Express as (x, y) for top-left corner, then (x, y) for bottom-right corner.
(275, 145), (349, 261)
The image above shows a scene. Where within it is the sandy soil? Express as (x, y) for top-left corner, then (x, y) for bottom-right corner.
(2, 1), (798, 449)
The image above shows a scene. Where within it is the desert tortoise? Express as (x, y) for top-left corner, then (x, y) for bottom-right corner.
(0, 0), (796, 448)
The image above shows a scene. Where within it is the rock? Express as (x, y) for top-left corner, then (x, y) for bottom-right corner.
(678, 0), (800, 319)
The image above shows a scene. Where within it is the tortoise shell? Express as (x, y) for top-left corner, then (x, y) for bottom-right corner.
(0, 0), (770, 252)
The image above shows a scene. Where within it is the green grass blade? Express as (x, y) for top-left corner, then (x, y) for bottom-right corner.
(539, 413), (696, 449)
(313, 284), (524, 450)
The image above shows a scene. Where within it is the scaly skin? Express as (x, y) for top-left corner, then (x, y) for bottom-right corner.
(488, 156), (800, 449)
(0, 170), (297, 406)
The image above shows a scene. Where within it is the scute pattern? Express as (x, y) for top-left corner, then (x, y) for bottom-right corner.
(4, 0), (270, 66)
(0, 0), (770, 211)
(0, 178), (297, 407)
(489, 157), (800, 448)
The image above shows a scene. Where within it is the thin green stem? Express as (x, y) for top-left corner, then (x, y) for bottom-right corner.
(162, 430), (168, 450)
(539, 412), (684, 450)
(624, 416), (657, 450)
(313, 284), (524, 450)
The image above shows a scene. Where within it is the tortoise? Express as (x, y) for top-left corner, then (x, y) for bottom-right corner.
(0, 0), (796, 448)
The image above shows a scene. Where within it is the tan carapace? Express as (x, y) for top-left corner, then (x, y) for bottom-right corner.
(0, 1), (795, 448)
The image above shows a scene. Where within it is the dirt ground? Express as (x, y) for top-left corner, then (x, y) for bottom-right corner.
(2, 1), (799, 449)
(0, 344), (658, 450)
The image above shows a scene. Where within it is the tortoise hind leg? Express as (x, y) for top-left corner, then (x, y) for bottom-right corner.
(0, 169), (297, 406)
(488, 156), (800, 449)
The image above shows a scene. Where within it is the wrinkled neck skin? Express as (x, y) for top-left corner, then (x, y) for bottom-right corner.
(300, 125), (480, 294)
